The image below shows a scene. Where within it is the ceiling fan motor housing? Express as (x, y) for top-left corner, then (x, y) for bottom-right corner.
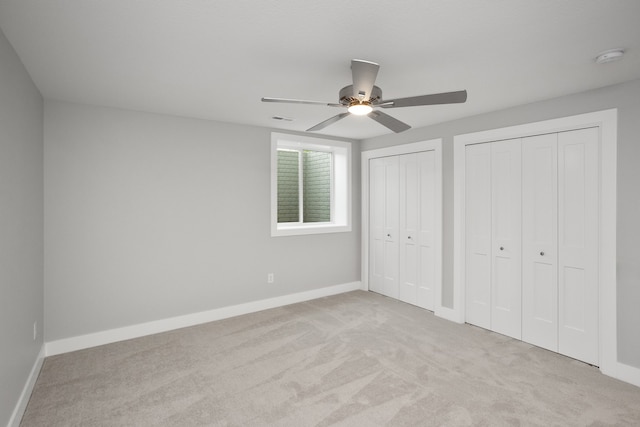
(339, 85), (382, 105)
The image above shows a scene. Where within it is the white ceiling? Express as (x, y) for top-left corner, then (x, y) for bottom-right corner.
(1, 0), (639, 140)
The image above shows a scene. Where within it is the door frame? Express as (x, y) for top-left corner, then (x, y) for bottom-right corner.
(452, 109), (617, 377)
(361, 139), (443, 312)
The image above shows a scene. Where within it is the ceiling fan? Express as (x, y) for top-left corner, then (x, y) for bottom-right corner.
(262, 59), (467, 133)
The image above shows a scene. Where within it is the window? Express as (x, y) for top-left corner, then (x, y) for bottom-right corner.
(277, 149), (331, 223)
(271, 133), (351, 236)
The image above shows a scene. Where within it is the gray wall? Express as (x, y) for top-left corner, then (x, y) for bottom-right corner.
(44, 101), (361, 341)
(0, 29), (44, 425)
(361, 78), (640, 369)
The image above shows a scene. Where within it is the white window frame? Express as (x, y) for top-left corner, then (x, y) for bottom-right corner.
(271, 132), (351, 237)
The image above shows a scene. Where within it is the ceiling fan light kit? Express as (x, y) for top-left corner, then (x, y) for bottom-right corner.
(262, 59), (467, 133)
(347, 101), (373, 115)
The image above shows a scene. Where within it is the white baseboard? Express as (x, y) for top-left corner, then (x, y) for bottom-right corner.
(435, 305), (464, 324)
(613, 361), (640, 388)
(8, 344), (45, 427)
(45, 281), (362, 357)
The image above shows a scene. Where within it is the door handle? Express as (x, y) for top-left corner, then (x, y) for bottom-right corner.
(540, 251), (545, 256)
(499, 246), (504, 251)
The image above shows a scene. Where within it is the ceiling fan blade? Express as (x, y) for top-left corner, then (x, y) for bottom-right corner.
(351, 59), (379, 101)
(262, 97), (343, 107)
(307, 112), (351, 132)
(380, 90), (467, 108)
(368, 111), (411, 133)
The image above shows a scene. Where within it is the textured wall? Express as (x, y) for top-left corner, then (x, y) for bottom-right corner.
(277, 150), (299, 222)
(303, 150), (331, 223)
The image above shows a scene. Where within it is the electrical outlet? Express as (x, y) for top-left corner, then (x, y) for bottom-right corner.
(33, 321), (37, 341)
(267, 273), (274, 284)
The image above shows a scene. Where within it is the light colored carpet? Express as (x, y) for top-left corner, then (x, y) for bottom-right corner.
(21, 291), (640, 426)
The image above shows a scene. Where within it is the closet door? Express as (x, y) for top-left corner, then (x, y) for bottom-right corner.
(557, 127), (599, 365)
(522, 133), (559, 352)
(417, 151), (437, 310)
(465, 140), (521, 337)
(369, 156), (399, 299)
(490, 139), (522, 339)
(399, 151), (437, 310)
(465, 143), (492, 330)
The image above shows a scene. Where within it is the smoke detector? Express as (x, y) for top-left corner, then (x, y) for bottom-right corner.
(595, 49), (625, 64)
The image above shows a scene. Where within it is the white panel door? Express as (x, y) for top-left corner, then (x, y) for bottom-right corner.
(369, 156), (399, 299)
(557, 127), (599, 365)
(465, 143), (492, 330)
(417, 151), (437, 310)
(522, 133), (559, 352)
(490, 139), (522, 339)
(399, 153), (419, 306)
(399, 151), (436, 310)
(369, 157), (386, 295)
